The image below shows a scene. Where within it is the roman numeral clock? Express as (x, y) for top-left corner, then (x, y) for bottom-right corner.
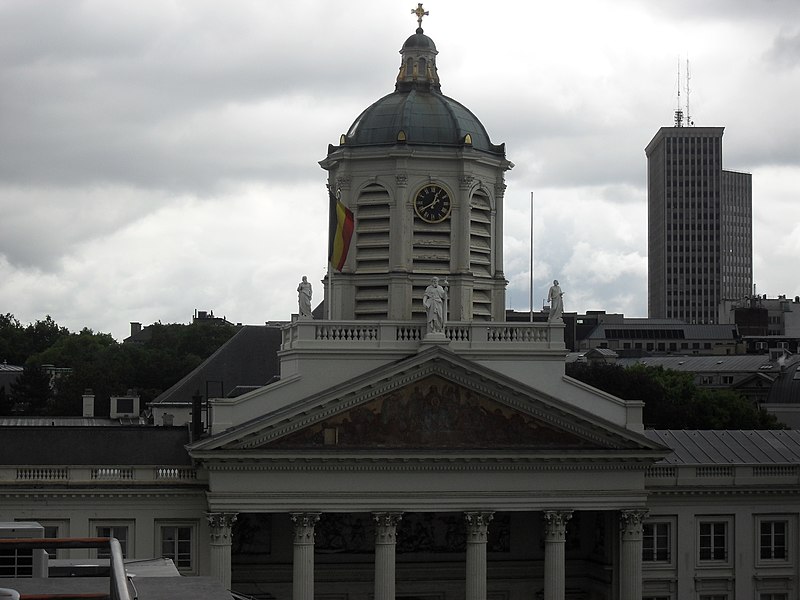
(414, 185), (452, 223)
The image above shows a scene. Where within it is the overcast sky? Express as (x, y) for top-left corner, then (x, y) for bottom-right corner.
(1, 0), (799, 343)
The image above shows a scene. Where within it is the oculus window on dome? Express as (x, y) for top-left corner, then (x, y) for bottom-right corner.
(414, 184), (452, 223)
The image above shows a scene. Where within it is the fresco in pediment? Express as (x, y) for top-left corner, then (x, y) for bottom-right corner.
(269, 376), (593, 449)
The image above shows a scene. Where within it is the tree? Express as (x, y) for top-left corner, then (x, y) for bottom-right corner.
(8, 363), (52, 415)
(566, 362), (783, 430)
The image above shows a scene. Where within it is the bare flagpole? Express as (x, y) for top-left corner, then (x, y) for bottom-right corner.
(529, 191), (534, 322)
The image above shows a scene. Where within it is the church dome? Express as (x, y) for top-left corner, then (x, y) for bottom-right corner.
(336, 27), (505, 157)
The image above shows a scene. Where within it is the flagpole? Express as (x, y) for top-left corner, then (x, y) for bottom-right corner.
(328, 261), (333, 320)
(529, 191), (534, 322)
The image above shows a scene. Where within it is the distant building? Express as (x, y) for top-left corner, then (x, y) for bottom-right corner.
(646, 125), (752, 325)
(719, 294), (800, 354)
(580, 317), (741, 356)
(617, 354), (782, 405)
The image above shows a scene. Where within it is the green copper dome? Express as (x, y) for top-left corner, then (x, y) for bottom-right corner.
(335, 28), (505, 157)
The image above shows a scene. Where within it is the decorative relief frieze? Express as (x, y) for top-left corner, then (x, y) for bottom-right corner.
(335, 176), (351, 190)
(460, 175), (475, 189)
(268, 376), (593, 450)
(395, 174), (408, 187)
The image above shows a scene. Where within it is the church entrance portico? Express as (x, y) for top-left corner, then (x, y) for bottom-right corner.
(206, 506), (647, 600)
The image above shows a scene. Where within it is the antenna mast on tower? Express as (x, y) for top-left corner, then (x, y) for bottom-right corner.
(674, 58), (684, 127)
(685, 57), (693, 126)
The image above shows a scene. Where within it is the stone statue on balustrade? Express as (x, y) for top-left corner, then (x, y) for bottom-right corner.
(297, 276), (312, 318)
(547, 279), (564, 323)
(423, 276), (448, 334)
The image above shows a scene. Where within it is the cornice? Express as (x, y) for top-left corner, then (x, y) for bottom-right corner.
(199, 455), (658, 473)
(0, 489), (206, 501)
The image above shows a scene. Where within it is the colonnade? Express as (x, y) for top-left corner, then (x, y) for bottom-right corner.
(206, 508), (647, 600)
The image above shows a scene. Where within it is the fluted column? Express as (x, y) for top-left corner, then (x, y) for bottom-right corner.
(291, 512), (320, 600)
(206, 512), (237, 589)
(619, 509), (647, 600)
(464, 511), (494, 600)
(543, 510), (572, 600)
(373, 512), (403, 600)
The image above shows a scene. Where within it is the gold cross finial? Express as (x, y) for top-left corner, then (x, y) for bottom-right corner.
(411, 3), (429, 29)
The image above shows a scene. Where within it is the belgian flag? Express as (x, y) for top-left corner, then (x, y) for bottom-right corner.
(328, 189), (354, 272)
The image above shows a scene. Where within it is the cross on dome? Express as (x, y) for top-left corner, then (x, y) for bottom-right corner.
(411, 3), (429, 31)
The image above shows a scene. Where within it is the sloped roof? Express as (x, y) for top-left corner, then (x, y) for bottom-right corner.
(152, 325), (283, 405)
(0, 426), (192, 465)
(585, 320), (738, 340)
(766, 356), (800, 403)
(646, 429), (800, 464)
(618, 355), (778, 373)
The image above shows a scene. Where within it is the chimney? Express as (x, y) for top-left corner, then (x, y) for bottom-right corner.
(130, 322), (142, 336)
(82, 389), (95, 418)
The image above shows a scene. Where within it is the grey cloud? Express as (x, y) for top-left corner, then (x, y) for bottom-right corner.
(765, 30), (800, 69)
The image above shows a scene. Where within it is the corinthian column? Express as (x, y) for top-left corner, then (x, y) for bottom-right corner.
(543, 510), (572, 600)
(206, 512), (237, 589)
(291, 513), (320, 600)
(373, 512), (403, 600)
(464, 511), (494, 600)
(619, 509), (647, 600)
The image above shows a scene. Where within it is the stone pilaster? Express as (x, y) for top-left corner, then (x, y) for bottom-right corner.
(543, 510), (572, 600)
(373, 512), (403, 600)
(464, 511), (494, 600)
(291, 512), (320, 600)
(206, 512), (237, 590)
(619, 509), (647, 600)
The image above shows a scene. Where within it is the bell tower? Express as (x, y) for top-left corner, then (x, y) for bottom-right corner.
(320, 8), (512, 322)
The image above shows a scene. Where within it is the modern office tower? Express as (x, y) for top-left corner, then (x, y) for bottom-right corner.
(646, 123), (752, 324)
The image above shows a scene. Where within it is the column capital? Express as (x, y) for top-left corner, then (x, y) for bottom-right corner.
(373, 512), (403, 545)
(619, 509), (648, 540)
(464, 511), (494, 543)
(291, 512), (321, 545)
(206, 512), (238, 543)
(543, 510), (573, 542)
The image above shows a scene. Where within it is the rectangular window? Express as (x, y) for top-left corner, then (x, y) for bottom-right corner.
(699, 521), (728, 561)
(643, 521), (671, 562)
(158, 523), (195, 574)
(94, 521), (133, 559)
(760, 594), (788, 600)
(760, 520), (787, 560)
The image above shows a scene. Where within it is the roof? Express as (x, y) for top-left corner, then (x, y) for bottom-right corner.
(766, 356), (800, 403)
(0, 363), (23, 373)
(645, 429), (800, 465)
(335, 27), (505, 156)
(152, 325), (283, 405)
(585, 319), (738, 340)
(0, 417), (140, 426)
(0, 426), (192, 465)
(345, 89), (502, 154)
(618, 355), (779, 373)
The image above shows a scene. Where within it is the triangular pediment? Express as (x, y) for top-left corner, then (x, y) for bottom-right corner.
(191, 346), (664, 456)
(268, 375), (592, 450)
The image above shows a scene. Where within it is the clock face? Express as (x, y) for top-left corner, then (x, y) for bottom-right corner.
(414, 185), (452, 223)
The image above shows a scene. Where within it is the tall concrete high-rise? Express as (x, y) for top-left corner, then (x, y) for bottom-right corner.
(646, 124), (752, 324)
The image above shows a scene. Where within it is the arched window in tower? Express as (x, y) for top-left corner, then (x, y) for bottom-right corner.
(418, 57), (426, 79)
(354, 183), (391, 319)
(470, 189), (493, 320)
